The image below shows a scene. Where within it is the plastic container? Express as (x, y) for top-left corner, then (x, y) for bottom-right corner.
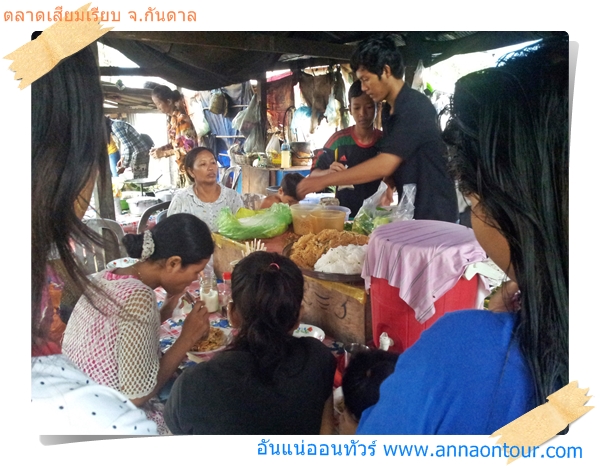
(310, 209), (345, 234)
(290, 203), (322, 235)
(370, 275), (479, 353)
(266, 185), (280, 196)
(324, 205), (351, 222)
(320, 197), (340, 207)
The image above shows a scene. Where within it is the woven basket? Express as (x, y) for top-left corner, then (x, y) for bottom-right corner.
(232, 152), (262, 166)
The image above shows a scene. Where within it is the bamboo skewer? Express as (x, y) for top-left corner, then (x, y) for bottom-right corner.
(243, 238), (267, 257)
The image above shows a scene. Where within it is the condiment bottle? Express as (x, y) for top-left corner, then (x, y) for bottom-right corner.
(281, 141), (291, 169)
(219, 271), (232, 317)
(200, 272), (219, 313)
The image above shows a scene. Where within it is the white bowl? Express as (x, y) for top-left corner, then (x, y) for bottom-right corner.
(293, 323), (325, 341)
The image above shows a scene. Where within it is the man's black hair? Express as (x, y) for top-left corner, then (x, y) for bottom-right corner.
(350, 35), (405, 80)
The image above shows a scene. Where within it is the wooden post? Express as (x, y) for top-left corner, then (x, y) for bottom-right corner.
(255, 75), (268, 152)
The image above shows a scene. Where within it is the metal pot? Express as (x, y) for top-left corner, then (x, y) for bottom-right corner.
(154, 189), (173, 202)
(127, 196), (160, 216)
(290, 142), (312, 156)
(290, 142), (313, 166)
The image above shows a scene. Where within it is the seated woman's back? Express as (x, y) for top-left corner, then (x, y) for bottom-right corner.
(164, 251), (337, 434)
(166, 335), (335, 434)
(63, 214), (214, 419)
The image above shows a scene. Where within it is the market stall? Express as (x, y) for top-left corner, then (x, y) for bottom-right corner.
(212, 229), (372, 345)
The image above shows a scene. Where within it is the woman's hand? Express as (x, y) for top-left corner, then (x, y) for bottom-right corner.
(178, 300), (210, 347)
(160, 290), (186, 322)
(150, 147), (169, 159)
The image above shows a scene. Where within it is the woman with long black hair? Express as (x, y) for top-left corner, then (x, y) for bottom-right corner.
(164, 251), (337, 434)
(357, 36), (569, 434)
(31, 44), (158, 434)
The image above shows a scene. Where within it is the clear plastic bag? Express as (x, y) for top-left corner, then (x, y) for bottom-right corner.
(266, 133), (280, 153)
(189, 107), (211, 137)
(324, 91), (341, 127)
(232, 94), (260, 137)
(216, 202), (292, 241)
(352, 182), (416, 235)
(243, 125), (265, 153)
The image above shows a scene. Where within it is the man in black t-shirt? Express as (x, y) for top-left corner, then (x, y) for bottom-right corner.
(297, 36), (458, 223)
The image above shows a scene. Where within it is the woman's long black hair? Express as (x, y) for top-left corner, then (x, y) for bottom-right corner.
(229, 251), (305, 384)
(444, 36), (569, 406)
(32, 44), (108, 344)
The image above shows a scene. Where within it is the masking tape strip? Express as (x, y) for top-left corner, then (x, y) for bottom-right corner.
(4, 3), (113, 90)
(490, 381), (594, 464)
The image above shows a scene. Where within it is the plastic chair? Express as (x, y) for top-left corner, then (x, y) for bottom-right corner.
(137, 201), (171, 234)
(155, 210), (168, 224)
(220, 166), (241, 191)
(75, 218), (127, 275)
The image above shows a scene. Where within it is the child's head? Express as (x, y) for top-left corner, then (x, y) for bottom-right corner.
(229, 251), (304, 382)
(340, 349), (399, 434)
(122, 213), (214, 293)
(348, 80), (376, 131)
(278, 173), (304, 205)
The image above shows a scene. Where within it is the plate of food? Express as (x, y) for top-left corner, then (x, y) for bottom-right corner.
(187, 326), (234, 357)
(283, 229), (369, 283)
(293, 323), (325, 341)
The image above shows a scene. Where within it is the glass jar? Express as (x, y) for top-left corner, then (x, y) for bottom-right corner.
(200, 273), (219, 313)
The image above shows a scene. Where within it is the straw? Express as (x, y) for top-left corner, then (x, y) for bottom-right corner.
(333, 148), (339, 196)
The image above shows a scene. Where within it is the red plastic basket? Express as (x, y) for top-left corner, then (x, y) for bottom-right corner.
(370, 275), (479, 353)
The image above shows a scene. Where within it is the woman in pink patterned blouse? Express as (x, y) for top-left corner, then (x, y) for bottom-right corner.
(151, 84), (199, 186)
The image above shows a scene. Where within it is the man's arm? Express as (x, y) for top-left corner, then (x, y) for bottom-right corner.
(297, 152), (403, 199)
(111, 122), (134, 167)
(310, 161), (346, 178)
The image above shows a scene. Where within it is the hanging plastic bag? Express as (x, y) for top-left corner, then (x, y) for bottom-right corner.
(189, 108), (211, 137)
(232, 94), (260, 137)
(217, 203), (292, 241)
(411, 59), (426, 93)
(324, 91), (341, 127)
(231, 106), (248, 132)
(243, 125), (265, 153)
(352, 182), (416, 235)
